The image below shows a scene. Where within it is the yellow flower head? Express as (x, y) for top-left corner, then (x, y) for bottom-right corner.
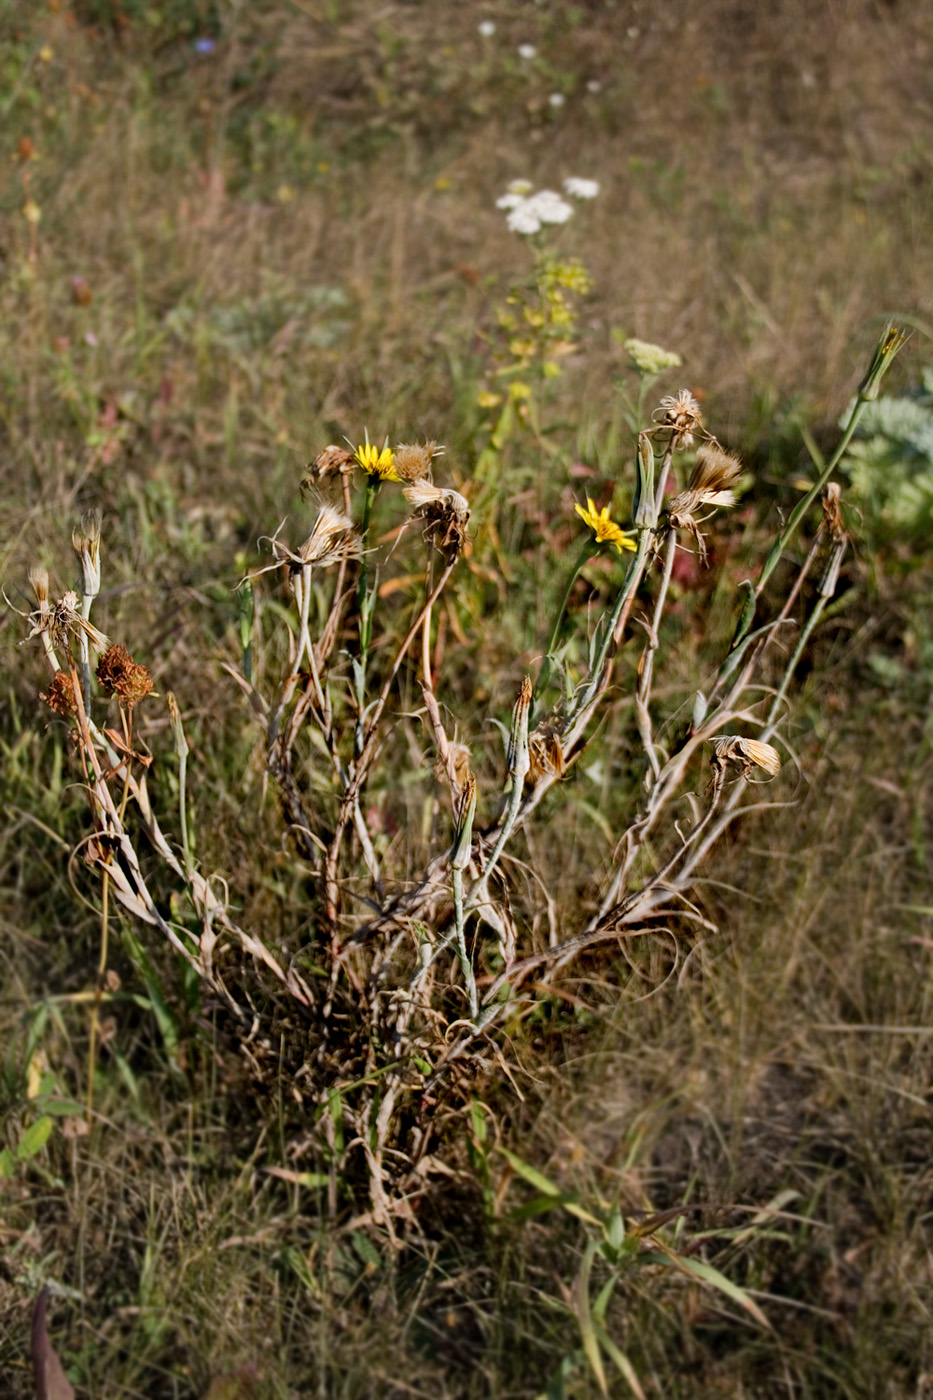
(354, 437), (400, 482)
(575, 497), (637, 554)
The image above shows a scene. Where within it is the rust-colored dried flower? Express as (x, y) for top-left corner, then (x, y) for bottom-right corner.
(41, 672), (80, 717)
(393, 441), (442, 483)
(404, 480), (470, 561)
(96, 644), (153, 706)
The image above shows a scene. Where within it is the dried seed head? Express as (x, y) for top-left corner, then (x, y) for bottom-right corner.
(668, 445), (745, 564)
(451, 770), (478, 871)
(710, 735), (781, 781)
(28, 590), (110, 653)
(96, 644), (154, 707)
(404, 480), (470, 562)
(72, 508), (102, 598)
(41, 672), (80, 718)
(296, 505), (362, 567)
(393, 441), (442, 483)
(656, 389), (703, 449)
(821, 482), (847, 544)
(301, 445), (356, 488)
(528, 721), (565, 782)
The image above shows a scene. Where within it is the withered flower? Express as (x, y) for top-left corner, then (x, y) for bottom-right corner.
(404, 480), (470, 562)
(26, 589), (110, 654)
(253, 505), (362, 581)
(41, 672), (80, 718)
(668, 445), (745, 564)
(96, 644), (154, 707)
(821, 482), (847, 544)
(528, 720), (565, 782)
(435, 741), (472, 796)
(709, 735), (781, 781)
(301, 445), (355, 490)
(656, 389), (703, 449)
(393, 441), (442, 483)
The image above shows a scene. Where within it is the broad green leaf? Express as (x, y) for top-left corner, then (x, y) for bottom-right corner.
(17, 1114), (53, 1160)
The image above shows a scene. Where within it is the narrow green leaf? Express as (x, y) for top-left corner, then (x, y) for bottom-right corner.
(641, 1243), (770, 1328)
(574, 1241), (608, 1397)
(499, 1146), (561, 1197)
(592, 1319), (646, 1400)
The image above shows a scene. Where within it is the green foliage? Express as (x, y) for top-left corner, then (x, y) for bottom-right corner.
(841, 367), (933, 544)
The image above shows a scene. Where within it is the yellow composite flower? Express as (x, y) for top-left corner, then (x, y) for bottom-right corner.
(354, 439), (400, 481)
(575, 497), (637, 554)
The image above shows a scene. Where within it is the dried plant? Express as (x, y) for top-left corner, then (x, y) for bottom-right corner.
(19, 326), (906, 1232)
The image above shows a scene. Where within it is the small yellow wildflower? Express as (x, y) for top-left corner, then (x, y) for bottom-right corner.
(509, 381), (532, 401)
(354, 438), (400, 481)
(477, 390), (502, 409)
(575, 497), (637, 554)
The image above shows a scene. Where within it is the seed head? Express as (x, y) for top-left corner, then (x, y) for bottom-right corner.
(821, 482), (847, 544)
(709, 735), (781, 781)
(404, 480), (470, 562)
(528, 721), (565, 782)
(656, 389), (703, 449)
(301, 445), (355, 489)
(96, 644), (154, 707)
(393, 441), (442, 483)
(28, 566), (49, 609)
(72, 509), (102, 598)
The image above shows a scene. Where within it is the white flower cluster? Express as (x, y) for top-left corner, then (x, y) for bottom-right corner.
(495, 177), (600, 235)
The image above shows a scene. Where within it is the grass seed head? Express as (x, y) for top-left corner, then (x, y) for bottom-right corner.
(96, 644), (154, 707)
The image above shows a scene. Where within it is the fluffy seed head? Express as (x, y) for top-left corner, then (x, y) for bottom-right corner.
(657, 389), (703, 449)
(28, 566), (49, 608)
(302, 445), (355, 487)
(393, 441), (442, 483)
(404, 480), (470, 561)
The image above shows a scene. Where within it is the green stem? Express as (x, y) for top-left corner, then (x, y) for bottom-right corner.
(452, 866), (478, 1022)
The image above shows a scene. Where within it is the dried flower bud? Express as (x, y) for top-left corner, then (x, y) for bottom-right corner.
(506, 676), (532, 781)
(821, 482), (847, 544)
(72, 508), (102, 599)
(41, 672), (80, 717)
(28, 566), (49, 609)
(450, 771), (478, 871)
(435, 741), (472, 795)
(96, 644), (153, 707)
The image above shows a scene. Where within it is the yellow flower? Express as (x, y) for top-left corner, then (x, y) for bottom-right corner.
(354, 438), (400, 481)
(575, 497), (637, 554)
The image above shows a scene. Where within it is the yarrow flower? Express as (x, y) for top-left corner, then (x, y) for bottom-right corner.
(499, 186), (575, 235)
(575, 498), (637, 554)
(624, 338), (682, 375)
(563, 176), (600, 199)
(354, 438), (400, 481)
(478, 20), (496, 37)
(517, 43), (537, 59)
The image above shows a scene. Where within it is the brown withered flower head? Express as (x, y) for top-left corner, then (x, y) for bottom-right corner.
(667, 444), (745, 564)
(434, 740), (472, 796)
(821, 481), (847, 544)
(41, 672), (81, 718)
(300, 445), (355, 491)
(393, 441), (442, 483)
(655, 390), (704, 450)
(97, 644), (154, 707)
(404, 480), (470, 562)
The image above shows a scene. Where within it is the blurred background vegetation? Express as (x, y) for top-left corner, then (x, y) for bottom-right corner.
(1, 1), (932, 1396)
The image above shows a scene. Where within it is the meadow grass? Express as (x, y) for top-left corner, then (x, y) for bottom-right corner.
(2, 3), (933, 1397)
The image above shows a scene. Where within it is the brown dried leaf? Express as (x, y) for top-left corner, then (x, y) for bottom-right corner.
(31, 1288), (75, 1400)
